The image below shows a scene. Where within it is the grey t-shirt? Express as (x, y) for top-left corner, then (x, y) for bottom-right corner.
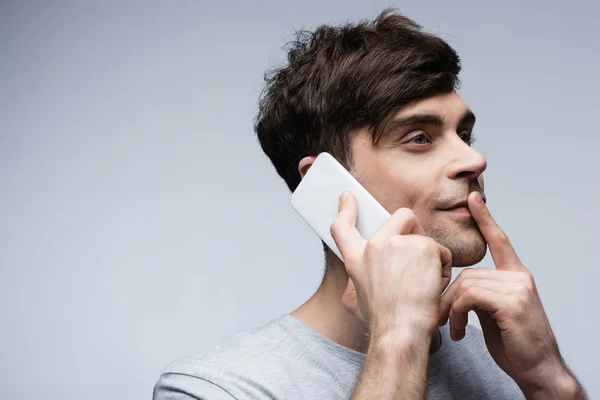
(154, 315), (524, 399)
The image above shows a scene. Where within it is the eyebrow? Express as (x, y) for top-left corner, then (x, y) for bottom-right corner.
(458, 110), (476, 127)
(386, 109), (476, 131)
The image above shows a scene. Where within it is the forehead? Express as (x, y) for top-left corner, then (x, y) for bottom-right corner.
(394, 91), (470, 123)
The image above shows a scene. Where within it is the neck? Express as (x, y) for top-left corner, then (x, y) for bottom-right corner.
(291, 250), (441, 355)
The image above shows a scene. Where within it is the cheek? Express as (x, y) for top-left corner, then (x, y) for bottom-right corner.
(350, 146), (438, 214)
(359, 173), (425, 214)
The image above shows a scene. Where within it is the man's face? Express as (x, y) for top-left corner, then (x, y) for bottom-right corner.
(350, 91), (487, 267)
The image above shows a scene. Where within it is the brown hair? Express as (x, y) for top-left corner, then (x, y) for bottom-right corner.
(255, 9), (461, 191)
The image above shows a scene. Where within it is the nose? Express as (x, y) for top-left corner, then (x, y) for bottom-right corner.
(446, 138), (487, 181)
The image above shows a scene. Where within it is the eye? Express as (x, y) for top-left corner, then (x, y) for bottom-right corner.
(407, 134), (430, 145)
(459, 132), (476, 146)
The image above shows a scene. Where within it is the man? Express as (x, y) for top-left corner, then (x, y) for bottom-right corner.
(154, 9), (586, 399)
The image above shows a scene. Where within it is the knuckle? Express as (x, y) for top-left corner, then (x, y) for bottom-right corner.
(412, 237), (432, 252)
(393, 207), (416, 220)
(516, 284), (530, 297)
(496, 229), (511, 246)
(520, 272), (536, 293)
(454, 269), (474, 285)
(343, 253), (359, 268)
(464, 286), (478, 299)
(365, 238), (382, 253)
(329, 220), (341, 238)
(458, 268), (475, 279)
(393, 207), (419, 228)
(408, 240), (428, 256)
(385, 235), (406, 250)
(421, 238), (441, 256)
(450, 302), (462, 318)
(511, 295), (527, 313)
(524, 270), (535, 285)
(459, 277), (475, 290)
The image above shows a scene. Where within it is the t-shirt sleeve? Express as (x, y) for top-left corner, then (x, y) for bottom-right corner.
(153, 372), (237, 400)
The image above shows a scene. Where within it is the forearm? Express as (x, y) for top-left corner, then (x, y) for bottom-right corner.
(350, 330), (432, 400)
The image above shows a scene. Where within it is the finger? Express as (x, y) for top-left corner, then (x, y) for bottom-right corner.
(439, 268), (522, 325)
(341, 278), (365, 322)
(330, 192), (365, 263)
(447, 268), (526, 289)
(371, 207), (425, 241)
(468, 192), (523, 270)
(457, 278), (522, 294)
(437, 243), (453, 294)
(449, 287), (508, 341)
(449, 306), (469, 341)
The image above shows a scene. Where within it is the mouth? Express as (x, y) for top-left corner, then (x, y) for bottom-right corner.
(438, 194), (486, 215)
(440, 205), (471, 216)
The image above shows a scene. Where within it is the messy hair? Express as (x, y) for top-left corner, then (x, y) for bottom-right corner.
(255, 9), (461, 191)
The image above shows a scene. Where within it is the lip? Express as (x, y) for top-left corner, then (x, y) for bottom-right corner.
(439, 194), (487, 212)
(442, 200), (469, 210)
(440, 206), (471, 216)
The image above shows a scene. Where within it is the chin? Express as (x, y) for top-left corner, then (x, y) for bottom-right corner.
(428, 225), (487, 268)
(450, 237), (487, 267)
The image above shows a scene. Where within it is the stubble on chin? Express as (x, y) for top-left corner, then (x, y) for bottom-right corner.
(426, 218), (487, 268)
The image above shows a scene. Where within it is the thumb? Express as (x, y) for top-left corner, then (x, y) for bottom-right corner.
(341, 277), (365, 322)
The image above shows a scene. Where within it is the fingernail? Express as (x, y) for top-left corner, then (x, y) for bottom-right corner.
(339, 192), (350, 205)
(475, 192), (484, 204)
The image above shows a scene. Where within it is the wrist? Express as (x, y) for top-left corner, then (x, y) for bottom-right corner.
(352, 322), (432, 399)
(369, 317), (437, 343)
(369, 324), (433, 358)
(519, 365), (581, 400)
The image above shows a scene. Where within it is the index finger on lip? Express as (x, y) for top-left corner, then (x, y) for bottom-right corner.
(468, 191), (523, 270)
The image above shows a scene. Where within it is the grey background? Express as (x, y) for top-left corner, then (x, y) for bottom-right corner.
(1, 1), (598, 399)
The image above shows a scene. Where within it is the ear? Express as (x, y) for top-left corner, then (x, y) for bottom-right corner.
(298, 156), (317, 179)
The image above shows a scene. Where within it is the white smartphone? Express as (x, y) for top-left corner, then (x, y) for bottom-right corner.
(291, 152), (391, 261)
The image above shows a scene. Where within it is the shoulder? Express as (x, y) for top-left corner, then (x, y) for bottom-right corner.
(163, 315), (299, 375)
(154, 316), (302, 399)
(153, 371), (236, 400)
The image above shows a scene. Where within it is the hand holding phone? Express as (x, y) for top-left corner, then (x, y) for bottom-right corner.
(331, 191), (453, 336)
